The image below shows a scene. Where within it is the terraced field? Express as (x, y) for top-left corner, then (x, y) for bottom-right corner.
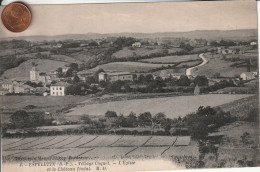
(2, 135), (195, 160)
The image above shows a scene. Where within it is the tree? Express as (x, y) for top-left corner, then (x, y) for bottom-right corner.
(138, 74), (145, 83)
(80, 115), (92, 125)
(73, 74), (80, 83)
(178, 75), (190, 86)
(194, 75), (209, 86)
(126, 112), (138, 127)
(29, 113), (45, 127)
(69, 63), (79, 71)
(56, 67), (63, 78)
(153, 113), (166, 126)
(105, 111), (118, 118)
(190, 121), (209, 140)
(65, 68), (74, 77)
(10, 110), (30, 128)
(138, 112), (152, 127)
(144, 74), (154, 83)
(88, 41), (98, 47)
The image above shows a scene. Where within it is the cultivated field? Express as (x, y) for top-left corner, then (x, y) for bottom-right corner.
(1, 59), (68, 80)
(140, 54), (200, 63)
(65, 94), (252, 119)
(2, 135), (196, 161)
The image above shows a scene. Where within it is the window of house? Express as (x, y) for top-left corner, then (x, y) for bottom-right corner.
(60, 92), (62, 95)
(53, 92), (54, 94)
(60, 87), (62, 90)
(53, 87), (54, 90)
(56, 88), (58, 90)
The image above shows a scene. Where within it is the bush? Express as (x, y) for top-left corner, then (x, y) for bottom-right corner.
(246, 108), (259, 122)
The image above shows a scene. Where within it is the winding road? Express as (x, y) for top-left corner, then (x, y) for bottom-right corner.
(186, 53), (208, 76)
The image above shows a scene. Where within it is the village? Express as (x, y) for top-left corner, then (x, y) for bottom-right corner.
(0, 38), (258, 96)
(0, 33), (259, 167)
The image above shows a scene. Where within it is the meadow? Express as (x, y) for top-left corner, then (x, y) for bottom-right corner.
(192, 53), (258, 77)
(65, 94), (252, 120)
(89, 61), (175, 72)
(140, 54), (200, 63)
(112, 46), (183, 59)
(1, 95), (87, 123)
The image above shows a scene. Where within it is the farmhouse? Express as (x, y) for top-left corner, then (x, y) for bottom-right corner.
(240, 72), (257, 81)
(50, 82), (69, 96)
(250, 41), (257, 46)
(132, 42), (141, 48)
(2, 81), (13, 92)
(99, 72), (135, 82)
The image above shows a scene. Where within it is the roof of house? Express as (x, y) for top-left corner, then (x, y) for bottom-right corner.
(108, 72), (132, 76)
(241, 72), (256, 77)
(51, 82), (70, 87)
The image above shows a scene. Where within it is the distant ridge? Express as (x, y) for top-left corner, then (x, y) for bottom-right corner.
(1, 29), (257, 42)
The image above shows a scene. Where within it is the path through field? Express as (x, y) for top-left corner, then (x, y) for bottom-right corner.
(186, 53), (207, 76)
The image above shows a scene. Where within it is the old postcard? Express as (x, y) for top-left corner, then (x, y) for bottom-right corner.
(0, 1), (259, 172)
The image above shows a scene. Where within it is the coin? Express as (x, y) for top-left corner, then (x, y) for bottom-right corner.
(1, 3), (31, 32)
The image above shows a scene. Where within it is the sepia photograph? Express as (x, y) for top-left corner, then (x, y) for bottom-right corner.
(0, 1), (259, 171)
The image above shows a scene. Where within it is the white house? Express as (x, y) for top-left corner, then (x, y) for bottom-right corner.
(50, 82), (69, 96)
(2, 80), (22, 93)
(98, 72), (134, 82)
(53, 44), (63, 48)
(240, 72), (257, 81)
(132, 42), (141, 48)
(250, 42), (257, 46)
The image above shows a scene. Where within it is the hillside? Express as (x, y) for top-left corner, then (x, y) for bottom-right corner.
(1, 59), (68, 80)
(1, 29), (257, 41)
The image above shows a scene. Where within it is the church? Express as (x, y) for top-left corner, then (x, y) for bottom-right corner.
(30, 67), (55, 84)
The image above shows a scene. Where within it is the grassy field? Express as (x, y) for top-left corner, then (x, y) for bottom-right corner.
(50, 54), (83, 63)
(1, 96), (87, 124)
(140, 54), (200, 63)
(1, 59), (68, 80)
(1, 96), (87, 110)
(89, 61), (175, 72)
(65, 94), (252, 120)
(192, 53), (258, 77)
(112, 47), (168, 59)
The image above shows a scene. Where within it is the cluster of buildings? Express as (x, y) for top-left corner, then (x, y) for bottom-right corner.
(0, 67), (69, 96)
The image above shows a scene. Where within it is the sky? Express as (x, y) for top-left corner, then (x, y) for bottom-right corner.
(0, 1), (257, 38)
